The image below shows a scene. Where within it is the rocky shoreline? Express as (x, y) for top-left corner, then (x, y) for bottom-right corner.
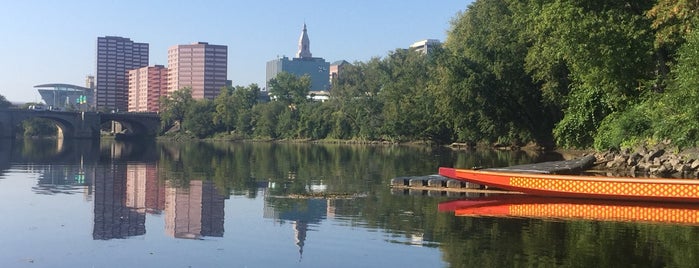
(589, 144), (699, 178)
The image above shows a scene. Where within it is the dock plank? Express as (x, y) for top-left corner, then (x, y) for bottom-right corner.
(390, 155), (597, 194)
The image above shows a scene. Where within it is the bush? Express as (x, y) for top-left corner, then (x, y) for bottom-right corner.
(593, 104), (651, 150)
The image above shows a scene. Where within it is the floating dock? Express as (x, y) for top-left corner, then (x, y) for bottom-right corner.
(390, 155), (596, 195)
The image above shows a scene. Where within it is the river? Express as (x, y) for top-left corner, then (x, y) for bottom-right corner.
(0, 139), (698, 267)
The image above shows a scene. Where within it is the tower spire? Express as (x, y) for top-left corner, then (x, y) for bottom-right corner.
(295, 23), (312, 59)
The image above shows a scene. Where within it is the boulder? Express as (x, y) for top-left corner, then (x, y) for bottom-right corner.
(691, 159), (699, 170)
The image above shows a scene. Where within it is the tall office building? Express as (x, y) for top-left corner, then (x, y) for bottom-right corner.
(266, 24), (330, 92)
(95, 36), (149, 111)
(167, 42), (228, 100)
(85, 75), (95, 89)
(128, 65), (168, 112)
(409, 39), (441, 55)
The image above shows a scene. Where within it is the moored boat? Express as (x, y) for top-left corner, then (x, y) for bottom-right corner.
(438, 167), (699, 202)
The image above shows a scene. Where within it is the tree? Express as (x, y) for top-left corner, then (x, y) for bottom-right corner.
(21, 118), (57, 137)
(268, 72), (311, 106)
(433, 0), (554, 146)
(213, 86), (236, 132)
(213, 84), (260, 135)
(160, 87), (193, 130)
(379, 49), (437, 142)
(251, 102), (285, 139)
(520, 0), (655, 148)
(0, 94), (11, 109)
(329, 59), (386, 140)
(231, 84), (260, 136)
(649, 27), (699, 147)
(183, 99), (216, 138)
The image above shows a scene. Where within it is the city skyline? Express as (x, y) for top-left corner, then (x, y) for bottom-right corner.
(0, 1), (471, 103)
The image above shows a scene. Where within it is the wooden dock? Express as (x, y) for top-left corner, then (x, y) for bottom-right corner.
(390, 155), (596, 194)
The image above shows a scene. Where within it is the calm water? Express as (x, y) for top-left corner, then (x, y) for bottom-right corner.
(1, 139), (699, 267)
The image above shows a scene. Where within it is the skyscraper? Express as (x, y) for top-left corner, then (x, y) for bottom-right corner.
(128, 65), (168, 112)
(95, 36), (149, 111)
(266, 24), (330, 92)
(167, 42), (228, 100)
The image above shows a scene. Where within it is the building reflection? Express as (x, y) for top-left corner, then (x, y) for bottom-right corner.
(32, 160), (92, 198)
(262, 181), (345, 260)
(93, 161), (226, 240)
(164, 180), (226, 239)
(126, 163), (164, 214)
(93, 163), (146, 240)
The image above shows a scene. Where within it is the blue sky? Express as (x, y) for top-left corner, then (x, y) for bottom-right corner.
(0, 0), (471, 103)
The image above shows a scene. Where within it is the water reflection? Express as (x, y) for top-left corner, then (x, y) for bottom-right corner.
(264, 196), (328, 259)
(16, 139), (692, 267)
(93, 162), (146, 239)
(439, 195), (699, 226)
(93, 161), (227, 240)
(164, 180), (226, 239)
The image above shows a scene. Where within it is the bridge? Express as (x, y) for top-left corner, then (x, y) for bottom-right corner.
(0, 109), (161, 139)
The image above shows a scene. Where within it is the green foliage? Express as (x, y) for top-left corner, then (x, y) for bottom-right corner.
(268, 72), (311, 105)
(522, 0), (655, 148)
(379, 49), (438, 142)
(297, 102), (333, 140)
(21, 118), (57, 137)
(213, 86), (236, 132)
(0, 94), (11, 109)
(433, 0), (554, 146)
(327, 58), (386, 140)
(213, 84), (259, 135)
(160, 87), (193, 129)
(648, 26), (699, 147)
(251, 102), (285, 139)
(183, 99), (216, 138)
(593, 104), (652, 150)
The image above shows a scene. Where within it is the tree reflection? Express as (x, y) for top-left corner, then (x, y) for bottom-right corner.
(9, 139), (699, 266)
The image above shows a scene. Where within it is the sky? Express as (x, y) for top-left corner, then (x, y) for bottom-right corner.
(0, 0), (472, 103)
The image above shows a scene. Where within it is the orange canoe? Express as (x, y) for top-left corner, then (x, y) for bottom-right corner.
(438, 195), (699, 226)
(438, 167), (699, 203)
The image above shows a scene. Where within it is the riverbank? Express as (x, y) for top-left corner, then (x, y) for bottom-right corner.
(447, 140), (699, 178)
(587, 143), (699, 178)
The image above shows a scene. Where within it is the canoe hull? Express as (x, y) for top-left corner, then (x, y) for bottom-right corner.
(438, 167), (699, 202)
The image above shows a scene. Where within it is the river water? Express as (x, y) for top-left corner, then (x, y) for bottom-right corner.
(1, 139), (698, 267)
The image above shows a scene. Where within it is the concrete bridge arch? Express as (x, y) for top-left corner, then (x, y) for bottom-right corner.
(100, 112), (161, 138)
(0, 109), (160, 139)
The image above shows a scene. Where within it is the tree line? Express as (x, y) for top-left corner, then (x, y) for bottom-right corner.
(161, 0), (699, 150)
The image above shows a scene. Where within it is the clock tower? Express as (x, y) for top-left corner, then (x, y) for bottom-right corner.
(295, 24), (312, 59)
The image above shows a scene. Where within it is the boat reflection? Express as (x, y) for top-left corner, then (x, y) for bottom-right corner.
(439, 195), (699, 226)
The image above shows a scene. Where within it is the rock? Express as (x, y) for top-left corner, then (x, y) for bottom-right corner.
(627, 152), (641, 166)
(691, 159), (699, 170)
(650, 165), (665, 175)
(668, 158), (681, 168)
(644, 149), (666, 162)
(674, 163), (689, 173)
